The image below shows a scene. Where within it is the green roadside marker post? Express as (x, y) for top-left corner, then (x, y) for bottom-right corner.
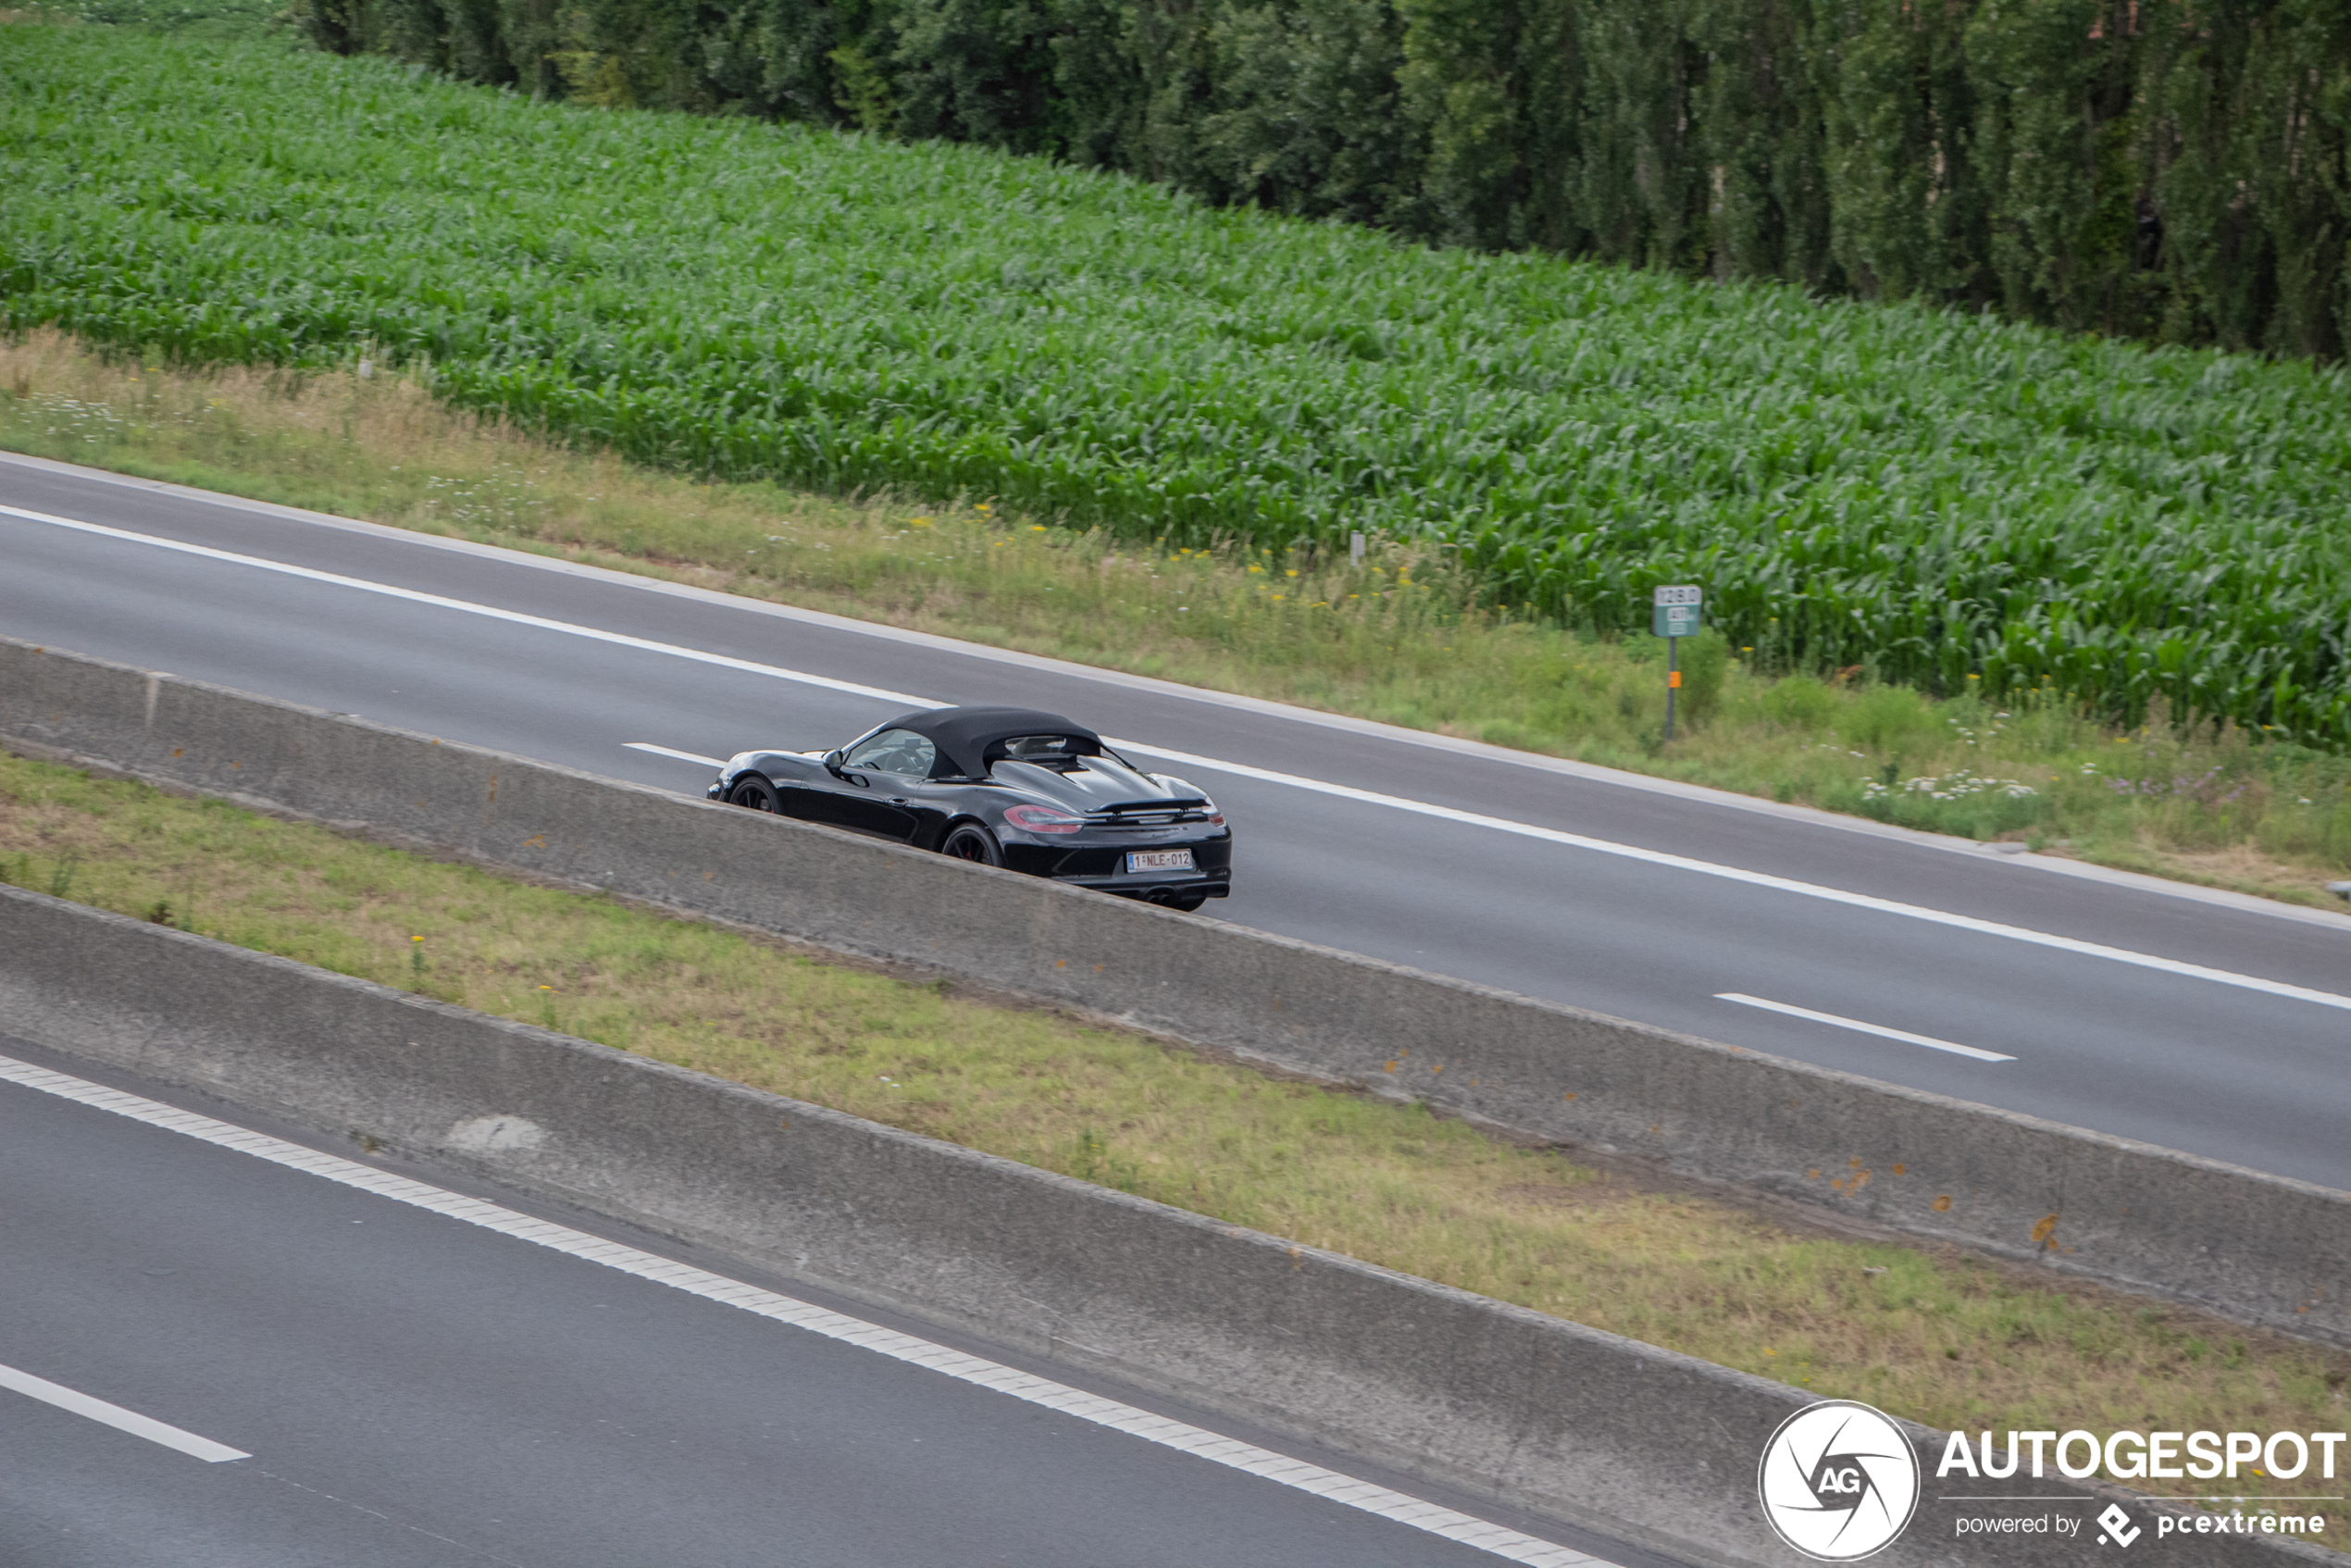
(1652, 585), (1703, 740)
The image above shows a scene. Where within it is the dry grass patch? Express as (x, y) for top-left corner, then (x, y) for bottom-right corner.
(3, 746), (2346, 1516)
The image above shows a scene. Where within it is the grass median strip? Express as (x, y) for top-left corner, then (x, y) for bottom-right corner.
(3, 746), (2345, 1513)
(4, 329), (2347, 907)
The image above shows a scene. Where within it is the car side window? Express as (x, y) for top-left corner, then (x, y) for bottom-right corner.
(843, 728), (937, 778)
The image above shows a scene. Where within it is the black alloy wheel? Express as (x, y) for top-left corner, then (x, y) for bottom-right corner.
(728, 778), (782, 812)
(940, 824), (1003, 865)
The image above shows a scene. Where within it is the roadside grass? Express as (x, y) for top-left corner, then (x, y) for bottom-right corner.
(4, 330), (2349, 906)
(3, 745), (2346, 1512)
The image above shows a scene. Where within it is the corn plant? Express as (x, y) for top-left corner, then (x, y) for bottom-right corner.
(4, 28), (2347, 743)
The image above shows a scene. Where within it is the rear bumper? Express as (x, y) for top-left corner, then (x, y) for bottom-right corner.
(1009, 839), (1232, 878)
(1054, 873), (1230, 901)
(1007, 838), (1232, 899)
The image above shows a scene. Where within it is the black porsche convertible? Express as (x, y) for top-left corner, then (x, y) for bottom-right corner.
(707, 706), (1232, 910)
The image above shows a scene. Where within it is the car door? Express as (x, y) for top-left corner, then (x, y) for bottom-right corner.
(815, 728), (933, 840)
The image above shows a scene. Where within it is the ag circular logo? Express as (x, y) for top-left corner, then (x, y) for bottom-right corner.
(1757, 1400), (1921, 1561)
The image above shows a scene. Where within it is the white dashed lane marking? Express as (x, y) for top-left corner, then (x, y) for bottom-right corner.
(0, 1360), (251, 1462)
(1714, 994), (2017, 1063)
(624, 741), (724, 766)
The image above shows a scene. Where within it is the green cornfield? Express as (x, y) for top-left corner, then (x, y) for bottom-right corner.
(5, 26), (2348, 744)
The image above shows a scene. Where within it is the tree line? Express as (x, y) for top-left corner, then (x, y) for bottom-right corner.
(304, 0), (2348, 359)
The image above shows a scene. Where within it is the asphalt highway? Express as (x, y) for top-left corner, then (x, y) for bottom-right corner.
(0, 1039), (1652, 1568)
(5, 453), (2349, 1189)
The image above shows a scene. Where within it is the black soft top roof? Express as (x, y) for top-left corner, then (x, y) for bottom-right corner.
(874, 706), (1104, 778)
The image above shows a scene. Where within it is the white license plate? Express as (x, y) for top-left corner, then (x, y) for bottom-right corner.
(1126, 849), (1196, 874)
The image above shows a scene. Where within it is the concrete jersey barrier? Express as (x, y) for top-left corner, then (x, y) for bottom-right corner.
(2, 886), (2333, 1568)
(2, 634), (2346, 1348)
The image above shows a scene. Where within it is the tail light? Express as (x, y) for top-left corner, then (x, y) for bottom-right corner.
(1004, 804), (1085, 834)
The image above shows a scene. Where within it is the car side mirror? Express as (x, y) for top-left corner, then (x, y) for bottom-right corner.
(822, 750), (846, 775)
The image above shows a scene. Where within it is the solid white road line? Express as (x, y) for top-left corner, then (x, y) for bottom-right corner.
(624, 741), (725, 767)
(1108, 739), (2351, 1017)
(13, 504), (2351, 1018)
(2, 505), (945, 713)
(0, 1360), (251, 1462)
(1713, 994), (2018, 1063)
(0, 1053), (1612, 1568)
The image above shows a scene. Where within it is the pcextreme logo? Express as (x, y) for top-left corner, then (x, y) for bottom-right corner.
(1758, 1400), (1922, 1561)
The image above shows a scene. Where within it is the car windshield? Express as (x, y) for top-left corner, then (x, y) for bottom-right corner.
(843, 728), (938, 778)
